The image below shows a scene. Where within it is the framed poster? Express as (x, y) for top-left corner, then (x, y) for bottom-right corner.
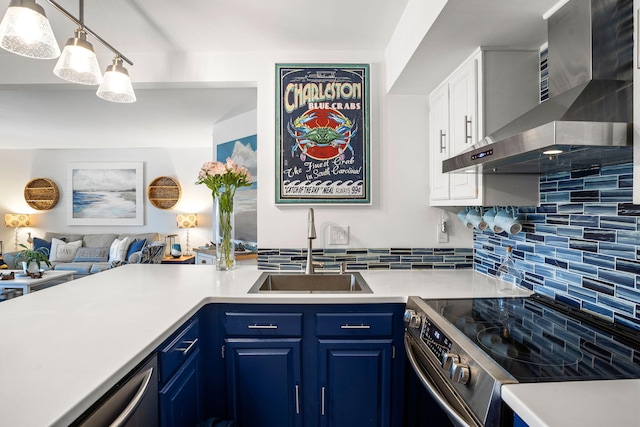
(67, 162), (144, 226)
(276, 63), (370, 204)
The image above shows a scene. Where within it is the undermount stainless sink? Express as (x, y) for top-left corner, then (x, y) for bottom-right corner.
(248, 272), (373, 294)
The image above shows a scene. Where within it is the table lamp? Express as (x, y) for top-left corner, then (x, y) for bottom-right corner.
(5, 213), (30, 250)
(177, 214), (197, 256)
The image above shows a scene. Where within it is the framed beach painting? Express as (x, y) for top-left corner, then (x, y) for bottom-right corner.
(67, 162), (144, 226)
(275, 63), (370, 204)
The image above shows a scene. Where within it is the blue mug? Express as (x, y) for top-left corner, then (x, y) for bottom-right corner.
(466, 207), (487, 231)
(493, 207), (522, 234)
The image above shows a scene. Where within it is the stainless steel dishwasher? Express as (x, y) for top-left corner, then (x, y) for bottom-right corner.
(72, 354), (158, 426)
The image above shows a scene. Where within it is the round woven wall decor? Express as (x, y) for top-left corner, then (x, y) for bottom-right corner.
(24, 178), (60, 210)
(148, 176), (182, 210)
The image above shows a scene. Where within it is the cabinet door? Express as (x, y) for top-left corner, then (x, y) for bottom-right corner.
(225, 338), (302, 427)
(318, 339), (393, 427)
(429, 83), (450, 201)
(160, 348), (202, 427)
(448, 58), (478, 200)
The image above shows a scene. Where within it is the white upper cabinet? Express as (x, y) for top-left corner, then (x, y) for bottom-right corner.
(429, 47), (541, 207)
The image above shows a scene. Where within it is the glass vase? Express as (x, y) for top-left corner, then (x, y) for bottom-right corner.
(215, 193), (236, 271)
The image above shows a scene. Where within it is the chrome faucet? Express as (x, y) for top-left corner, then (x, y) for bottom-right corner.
(305, 208), (318, 274)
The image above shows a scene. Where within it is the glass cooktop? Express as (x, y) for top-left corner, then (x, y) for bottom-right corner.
(425, 294), (640, 382)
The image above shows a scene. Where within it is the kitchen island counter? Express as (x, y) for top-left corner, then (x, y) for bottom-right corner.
(0, 264), (629, 426)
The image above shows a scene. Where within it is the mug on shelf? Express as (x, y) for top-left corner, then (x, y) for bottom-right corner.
(466, 207), (488, 231)
(483, 206), (503, 233)
(493, 206), (522, 234)
(457, 207), (473, 229)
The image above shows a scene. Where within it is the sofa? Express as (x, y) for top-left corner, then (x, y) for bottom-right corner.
(3, 232), (165, 277)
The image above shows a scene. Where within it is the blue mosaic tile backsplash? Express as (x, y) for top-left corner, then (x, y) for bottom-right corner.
(258, 247), (473, 271)
(474, 162), (640, 331)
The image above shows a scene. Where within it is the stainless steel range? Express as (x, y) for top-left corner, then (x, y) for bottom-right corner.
(404, 294), (640, 426)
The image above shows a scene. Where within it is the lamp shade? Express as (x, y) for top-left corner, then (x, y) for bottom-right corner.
(5, 213), (29, 227)
(177, 214), (197, 229)
(0, 0), (60, 59)
(53, 29), (102, 85)
(97, 57), (136, 103)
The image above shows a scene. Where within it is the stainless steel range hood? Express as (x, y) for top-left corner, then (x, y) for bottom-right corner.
(443, 0), (633, 175)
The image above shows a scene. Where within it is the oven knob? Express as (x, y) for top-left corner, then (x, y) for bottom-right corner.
(451, 361), (470, 385)
(441, 352), (459, 371)
(404, 309), (422, 329)
(409, 313), (422, 329)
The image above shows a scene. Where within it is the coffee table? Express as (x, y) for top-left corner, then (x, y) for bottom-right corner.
(0, 270), (74, 295)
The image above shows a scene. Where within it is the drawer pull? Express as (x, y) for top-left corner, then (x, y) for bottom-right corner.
(340, 324), (371, 329)
(248, 324), (278, 329)
(177, 338), (198, 355)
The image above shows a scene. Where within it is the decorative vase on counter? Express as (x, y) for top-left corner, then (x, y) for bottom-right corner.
(215, 193), (236, 271)
(170, 243), (182, 258)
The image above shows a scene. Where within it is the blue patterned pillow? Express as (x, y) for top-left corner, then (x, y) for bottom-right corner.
(33, 237), (60, 252)
(126, 238), (147, 260)
(73, 247), (110, 263)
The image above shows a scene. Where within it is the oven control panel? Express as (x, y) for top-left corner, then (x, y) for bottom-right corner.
(420, 319), (452, 360)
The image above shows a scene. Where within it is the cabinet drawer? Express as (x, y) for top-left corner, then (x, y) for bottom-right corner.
(224, 312), (302, 336)
(196, 253), (215, 265)
(159, 318), (200, 384)
(316, 312), (393, 337)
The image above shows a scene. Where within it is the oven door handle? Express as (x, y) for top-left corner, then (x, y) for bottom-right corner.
(404, 334), (474, 427)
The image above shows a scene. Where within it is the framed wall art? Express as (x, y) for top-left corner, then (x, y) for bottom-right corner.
(276, 63), (370, 204)
(67, 162), (144, 226)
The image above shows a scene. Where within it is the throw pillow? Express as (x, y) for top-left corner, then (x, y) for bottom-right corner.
(33, 237), (52, 252)
(49, 238), (82, 262)
(109, 237), (130, 262)
(126, 238), (147, 260)
(73, 247), (110, 263)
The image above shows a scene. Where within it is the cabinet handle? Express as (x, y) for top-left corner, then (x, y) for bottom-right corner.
(340, 324), (371, 329)
(321, 386), (326, 416)
(248, 324), (278, 329)
(110, 367), (154, 427)
(177, 338), (198, 355)
(295, 385), (300, 414)
(439, 130), (446, 153)
(464, 115), (473, 143)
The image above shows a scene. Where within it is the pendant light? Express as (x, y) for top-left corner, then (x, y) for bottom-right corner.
(0, 0), (60, 59)
(1, 0), (136, 102)
(53, 28), (101, 84)
(52, 0), (101, 85)
(96, 56), (135, 103)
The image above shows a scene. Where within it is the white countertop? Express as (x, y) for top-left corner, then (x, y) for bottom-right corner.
(502, 380), (640, 426)
(0, 264), (633, 426)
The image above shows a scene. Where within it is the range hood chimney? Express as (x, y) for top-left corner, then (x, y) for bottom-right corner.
(443, 0), (633, 175)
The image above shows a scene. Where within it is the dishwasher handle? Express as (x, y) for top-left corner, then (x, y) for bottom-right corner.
(404, 334), (474, 427)
(109, 367), (154, 427)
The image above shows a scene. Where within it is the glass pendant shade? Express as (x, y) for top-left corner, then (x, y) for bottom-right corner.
(0, 0), (60, 59)
(97, 57), (136, 103)
(53, 29), (102, 85)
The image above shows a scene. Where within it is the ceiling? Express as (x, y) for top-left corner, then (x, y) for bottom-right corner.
(0, 0), (559, 149)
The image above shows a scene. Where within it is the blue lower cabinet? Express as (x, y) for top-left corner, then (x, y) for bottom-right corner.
(513, 412), (529, 427)
(318, 339), (393, 427)
(160, 348), (202, 427)
(221, 303), (405, 427)
(224, 338), (303, 427)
